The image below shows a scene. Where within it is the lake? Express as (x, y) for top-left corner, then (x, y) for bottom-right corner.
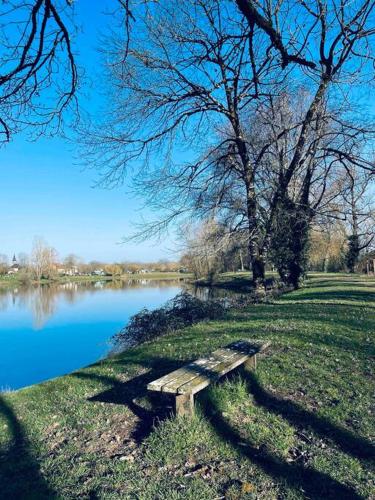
(0, 278), (189, 391)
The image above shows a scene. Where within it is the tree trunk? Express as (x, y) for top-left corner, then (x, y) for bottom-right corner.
(286, 217), (308, 289)
(252, 254), (265, 289)
(246, 208), (265, 289)
(323, 232), (331, 273)
(245, 169), (265, 289)
(239, 249), (244, 271)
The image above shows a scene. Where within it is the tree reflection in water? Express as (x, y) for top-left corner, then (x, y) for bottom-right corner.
(0, 278), (188, 329)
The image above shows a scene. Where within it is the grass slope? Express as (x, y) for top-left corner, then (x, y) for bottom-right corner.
(0, 275), (374, 499)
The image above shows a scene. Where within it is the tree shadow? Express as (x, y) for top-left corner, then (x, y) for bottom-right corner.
(0, 337), (370, 499)
(281, 289), (375, 304)
(72, 357), (182, 443)
(86, 348), (374, 461)
(224, 304), (375, 358)
(106, 342), (371, 498)
(0, 395), (58, 499)
(200, 388), (363, 499)
(303, 280), (375, 289)
(239, 370), (375, 461)
(197, 276), (277, 294)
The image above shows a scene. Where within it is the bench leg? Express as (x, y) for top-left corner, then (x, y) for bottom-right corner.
(244, 354), (257, 371)
(175, 393), (194, 417)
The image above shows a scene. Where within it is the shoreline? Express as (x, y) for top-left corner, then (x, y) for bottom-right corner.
(0, 272), (192, 289)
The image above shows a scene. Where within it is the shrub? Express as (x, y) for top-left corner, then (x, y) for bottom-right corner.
(17, 270), (32, 285)
(113, 292), (225, 350)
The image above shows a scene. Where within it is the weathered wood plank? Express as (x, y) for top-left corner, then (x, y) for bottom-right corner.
(147, 356), (220, 392)
(147, 348), (241, 393)
(161, 350), (242, 394)
(147, 340), (271, 395)
(177, 352), (253, 395)
(147, 362), (201, 392)
(147, 357), (212, 391)
(161, 357), (221, 394)
(176, 341), (270, 394)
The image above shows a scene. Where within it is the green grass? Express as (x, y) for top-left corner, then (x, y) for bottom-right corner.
(195, 271), (266, 291)
(0, 274), (374, 498)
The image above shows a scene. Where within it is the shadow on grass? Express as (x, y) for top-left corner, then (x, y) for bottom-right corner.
(197, 276), (277, 294)
(197, 363), (372, 499)
(72, 357), (182, 443)
(76, 344), (372, 499)
(304, 280), (375, 289)
(0, 341), (369, 498)
(224, 304), (375, 358)
(200, 386), (363, 499)
(283, 289), (375, 303)
(83, 343), (375, 458)
(0, 395), (57, 499)
(241, 370), (375, 461)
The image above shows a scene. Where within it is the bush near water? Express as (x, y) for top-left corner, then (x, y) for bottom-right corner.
(114, 292), (226, 349)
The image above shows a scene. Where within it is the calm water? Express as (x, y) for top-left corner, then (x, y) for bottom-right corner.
(0, 279), (187, 390)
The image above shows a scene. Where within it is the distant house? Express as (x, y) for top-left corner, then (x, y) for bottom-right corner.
(65, 266), (79, 276)
(57, 265), (80, 276)
(8, 254), (20, 274)
(92, 269), (105, 276)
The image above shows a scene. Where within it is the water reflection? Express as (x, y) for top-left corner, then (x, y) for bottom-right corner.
(0, 278), (241, 390)
(0, 278), (187, 330)
(185, 283), (241, 301)
(0, 278), (187, 390)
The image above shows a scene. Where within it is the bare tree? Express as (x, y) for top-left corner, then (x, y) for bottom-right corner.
(63, 253), (80, 271)
(0, 254), (8, 275)
(180, 220), (231, 281)
(84, 0), (375, 288)
(0, 0), (78, 144)
(308, 220), (347, 272)
(30, 237), (58, 280)
(340, 167), (374, 271)
(83, 0), (286, 287)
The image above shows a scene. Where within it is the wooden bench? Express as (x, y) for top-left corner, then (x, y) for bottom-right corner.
(147, 339), (271, 416)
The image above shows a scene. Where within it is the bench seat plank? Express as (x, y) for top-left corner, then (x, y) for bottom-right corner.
(177, 351), (254, 395)
(147, 340), (270, 395)
(147, 357), (219, 392)
(161, 358), (222, 394)
(147, 347), (237, 393)
(161, 349), (241, 394)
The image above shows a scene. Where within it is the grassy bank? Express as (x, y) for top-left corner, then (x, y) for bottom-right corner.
(195, 271), (258, 292)
(195, 270), (369, 292)
(0, 275), (374, 498)
(0, 272), (190, 289)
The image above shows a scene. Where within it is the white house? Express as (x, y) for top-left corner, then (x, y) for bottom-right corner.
(8, 255), (19, 274)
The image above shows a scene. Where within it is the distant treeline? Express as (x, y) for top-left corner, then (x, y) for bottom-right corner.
(0, 238), (184, 281)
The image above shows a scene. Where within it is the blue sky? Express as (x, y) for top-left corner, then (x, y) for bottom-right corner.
(0, 0), (176, 263)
